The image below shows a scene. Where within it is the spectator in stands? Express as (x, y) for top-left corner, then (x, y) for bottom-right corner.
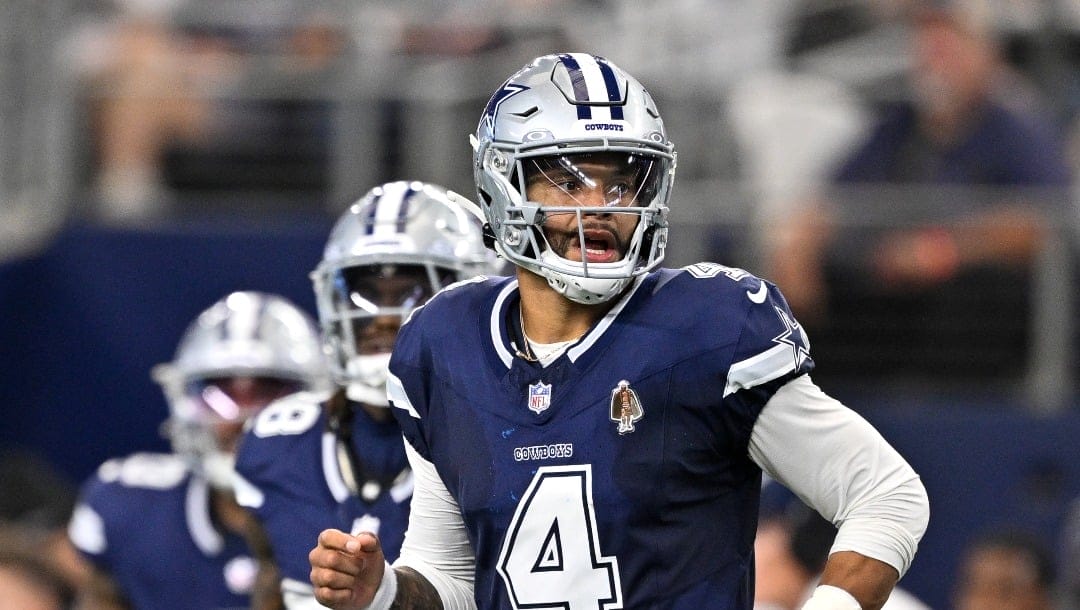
(67, 0), (219, 222)
(66, 0), (351, 223)
(754, 480), (930, 610)
(765, 0), (1073, 380)
(951, 529), (1057, 610)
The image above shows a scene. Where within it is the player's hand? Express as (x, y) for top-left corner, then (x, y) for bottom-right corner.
(309, 529), (387, 609)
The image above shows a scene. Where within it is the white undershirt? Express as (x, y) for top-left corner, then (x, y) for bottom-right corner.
(522, 335), (575, 367)
(391, 374), (929, 610)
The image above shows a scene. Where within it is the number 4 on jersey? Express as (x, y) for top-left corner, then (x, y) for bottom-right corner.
(497, 465), (623, 610)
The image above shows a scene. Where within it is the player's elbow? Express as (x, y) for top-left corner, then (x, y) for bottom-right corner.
(833, 474), (930, 578)
(885, 473), (930, 549)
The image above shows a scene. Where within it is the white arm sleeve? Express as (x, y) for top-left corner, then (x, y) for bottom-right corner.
(749, 375), (929, 577)
(391, 439), (477, 610)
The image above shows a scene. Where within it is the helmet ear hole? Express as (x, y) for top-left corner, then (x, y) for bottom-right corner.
(482, 223), (498, 251)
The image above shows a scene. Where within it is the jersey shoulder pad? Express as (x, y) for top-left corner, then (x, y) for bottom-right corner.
(236, 392), (327, 480)
(73, 453), (190, 547)
(93, 452), (189, 491)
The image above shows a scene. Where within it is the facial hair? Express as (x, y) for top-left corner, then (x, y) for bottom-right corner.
(542, 220), (630, 261)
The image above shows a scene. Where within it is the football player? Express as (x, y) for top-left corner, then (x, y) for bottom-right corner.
(309, 53), (930, 610)
(67, 291), (326, 610)
(233, 181), (497, 608)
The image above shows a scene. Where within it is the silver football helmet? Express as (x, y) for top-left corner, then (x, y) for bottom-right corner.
(311, 181), (494, 406)
(154, 291), (326, 489)
(472, 52), (676, 304)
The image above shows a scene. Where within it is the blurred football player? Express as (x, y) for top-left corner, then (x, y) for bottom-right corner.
(309, 53), (929, 610)
(233, 181), (497, 608)
(67, 291), (325, 610)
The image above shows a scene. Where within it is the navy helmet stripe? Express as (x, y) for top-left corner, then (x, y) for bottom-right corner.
(557, 53), (592, 120)
(396, 186), (417, 233)
(363, 193), (381, 235)
(595, 57), (624, 120)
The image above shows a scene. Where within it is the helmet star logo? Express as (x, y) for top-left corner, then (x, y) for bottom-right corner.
(480, 83), (529, 133)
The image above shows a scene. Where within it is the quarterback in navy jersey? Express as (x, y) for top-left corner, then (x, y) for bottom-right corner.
(310, 54), (929, 610)
(233, 181), (498, 608)
(68, 292), (326, 610)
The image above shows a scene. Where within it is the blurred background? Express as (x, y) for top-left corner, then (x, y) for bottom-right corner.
(1, 0), (1079, 608)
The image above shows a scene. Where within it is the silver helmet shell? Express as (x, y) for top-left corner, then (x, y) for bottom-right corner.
(311, 181), (494, 405)
(472, 52), (676, 304)
(154, 291), (326, 489)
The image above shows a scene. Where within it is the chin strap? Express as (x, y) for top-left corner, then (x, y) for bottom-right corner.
(540, 266), (631, 305)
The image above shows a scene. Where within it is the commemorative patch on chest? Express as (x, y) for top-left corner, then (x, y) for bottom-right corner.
(609, 379), (644, 434)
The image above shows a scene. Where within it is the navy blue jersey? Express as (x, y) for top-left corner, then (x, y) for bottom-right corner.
(234, 391), (412, 593)
(389, 265), (815, 610)
(67, 453), (254, 610)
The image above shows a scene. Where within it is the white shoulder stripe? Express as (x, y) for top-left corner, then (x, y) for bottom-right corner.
(322, 431), (351, 503)
(387, 371), (420, 419)
(186, 476), (223, 556)
(232, 472), (265, 509)
(724, 344), (798, 397)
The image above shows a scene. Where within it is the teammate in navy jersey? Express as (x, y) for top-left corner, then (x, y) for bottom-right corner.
(309, 53), (930, 610)
(67, 291), (326, 610)
(233, 182), (497, 608)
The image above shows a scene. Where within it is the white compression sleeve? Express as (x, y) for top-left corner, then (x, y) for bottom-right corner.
(391, 439), (477, 610)
(749, 375), (929, 577)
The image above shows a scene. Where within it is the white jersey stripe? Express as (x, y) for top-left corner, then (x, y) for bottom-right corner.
(322, 431), (350, 503)
(490, 281), (518, 368)
(723, 343), (798, 397)
(388, 370), (420, 419)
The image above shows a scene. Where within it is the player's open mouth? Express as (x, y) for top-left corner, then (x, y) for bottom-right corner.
(578, 229), (619, 264)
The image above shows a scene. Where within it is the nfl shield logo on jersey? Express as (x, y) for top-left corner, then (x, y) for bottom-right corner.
(527, 381), (552, 414)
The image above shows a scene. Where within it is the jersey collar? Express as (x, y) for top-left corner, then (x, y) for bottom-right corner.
(488, 275), (648, 370)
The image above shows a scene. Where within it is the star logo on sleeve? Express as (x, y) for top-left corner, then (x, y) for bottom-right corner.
(772, 306), (810, 370)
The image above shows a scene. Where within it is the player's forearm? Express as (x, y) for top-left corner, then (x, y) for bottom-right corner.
(815, 550), (897, 610)
(249, 560), (285, 610)
(391, 567), (444, 610)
